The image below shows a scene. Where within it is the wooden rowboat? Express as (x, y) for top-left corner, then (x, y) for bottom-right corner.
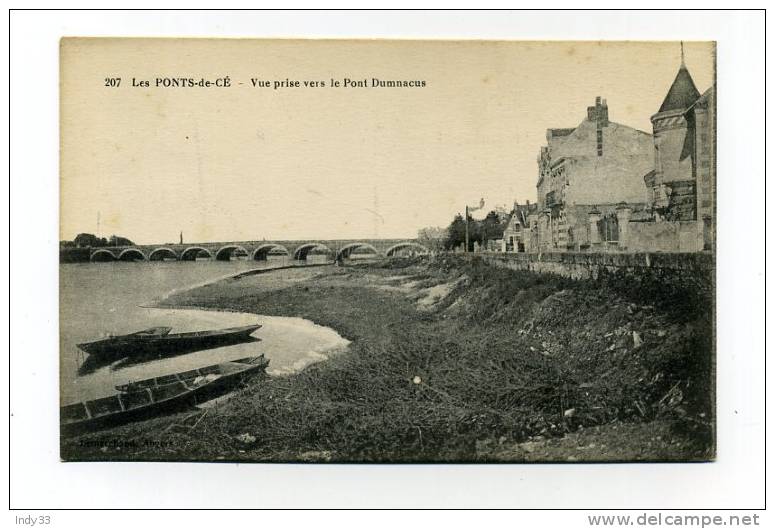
(76, 324), (262, 360)
(60, 355), (269, 436)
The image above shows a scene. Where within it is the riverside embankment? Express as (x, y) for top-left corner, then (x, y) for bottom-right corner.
(61, 256), (714, 462)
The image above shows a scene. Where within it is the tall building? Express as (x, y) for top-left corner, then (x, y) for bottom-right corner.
(532, 96), (654, 251)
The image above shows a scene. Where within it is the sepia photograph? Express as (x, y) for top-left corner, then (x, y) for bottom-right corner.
(8, 5), (770, 516)
(53, 38), (716, 463)
(56, 37), (718, 464)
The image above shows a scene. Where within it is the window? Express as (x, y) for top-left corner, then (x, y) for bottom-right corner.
(598, 214), (619, 243)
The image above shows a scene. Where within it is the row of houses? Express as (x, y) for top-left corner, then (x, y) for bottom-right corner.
(502, 56), (715, 254)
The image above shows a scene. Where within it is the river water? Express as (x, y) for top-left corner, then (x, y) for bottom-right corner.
(59, 260), (349, 405)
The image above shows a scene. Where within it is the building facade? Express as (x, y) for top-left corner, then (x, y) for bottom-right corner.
(532, 97), (654, 252)
(501, 201), (536, 252)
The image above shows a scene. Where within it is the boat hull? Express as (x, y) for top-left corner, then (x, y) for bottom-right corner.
(61, 356), (269, 436)
(77, 324), (261, 360)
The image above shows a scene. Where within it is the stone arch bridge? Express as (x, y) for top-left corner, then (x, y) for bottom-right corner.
(87, 239), (429, 262)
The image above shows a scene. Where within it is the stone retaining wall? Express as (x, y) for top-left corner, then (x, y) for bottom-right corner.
(471, 251), (714, 284)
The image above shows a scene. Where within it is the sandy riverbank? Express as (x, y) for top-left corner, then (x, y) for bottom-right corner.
(61, 256), (714, 462)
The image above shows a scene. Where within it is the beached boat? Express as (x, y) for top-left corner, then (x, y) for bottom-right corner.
(76, 324), (261, 360)
(60, 355), (269, 436)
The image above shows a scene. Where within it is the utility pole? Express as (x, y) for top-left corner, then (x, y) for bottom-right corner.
(464, 205), (469, 253)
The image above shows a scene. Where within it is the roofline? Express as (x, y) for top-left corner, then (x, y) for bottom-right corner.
(542, 119), (652, 151)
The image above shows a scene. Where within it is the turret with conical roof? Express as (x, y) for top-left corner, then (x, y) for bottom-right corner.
(645, 45), (717, 229)
(650, 57), (703, 189)
(658, 64), (701, 113)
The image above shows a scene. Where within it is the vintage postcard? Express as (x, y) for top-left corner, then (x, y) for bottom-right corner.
(59, 38), (716, 463)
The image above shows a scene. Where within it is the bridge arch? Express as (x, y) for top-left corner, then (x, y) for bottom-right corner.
(385, 242), (430, 257)
(180, 247), (213, 261)
(117, 248), (147, 261)
(90, 249), (117, 262)
(215, 245), (249, 261)
(293, 243), (332, 261)
(148, 248), (178, 261)
(336, 242), (380, 261)
(252, 244), (290, 261)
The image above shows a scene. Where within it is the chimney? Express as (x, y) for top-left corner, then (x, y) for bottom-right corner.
(590, 96), (608, 157)
(599, 98), (609, 126)
(587, 96), (609, 127)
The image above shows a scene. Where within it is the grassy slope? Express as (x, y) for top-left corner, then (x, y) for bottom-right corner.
(61, 257), (714, 462)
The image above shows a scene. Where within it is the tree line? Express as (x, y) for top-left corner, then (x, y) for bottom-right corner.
(417, 210), (508, 253)
(60, 233), (135, 248)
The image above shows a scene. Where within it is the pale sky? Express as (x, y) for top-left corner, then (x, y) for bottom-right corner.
(60, 39), (714, 244)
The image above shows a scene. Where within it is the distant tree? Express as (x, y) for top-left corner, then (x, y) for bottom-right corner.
(442, 209), (508, 252)
(417, 226), (446, 252)
(444, 214), (467, 250)
(467, 213), (484, 250)
(73, 233), (108, 248)
(72, 232), (133, 247)
(480, 210), (506, 246)
(108, 235), (135, 246)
